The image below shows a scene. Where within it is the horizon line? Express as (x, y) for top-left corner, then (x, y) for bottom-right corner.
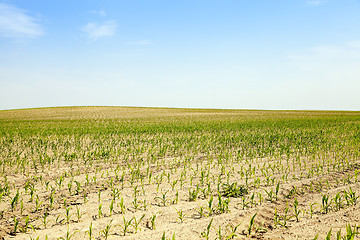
(1, 105), (359, 113)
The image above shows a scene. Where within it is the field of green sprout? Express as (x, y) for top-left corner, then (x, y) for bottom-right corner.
(0, 107), (360, 240)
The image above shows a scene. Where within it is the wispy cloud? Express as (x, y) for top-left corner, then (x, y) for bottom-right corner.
(98, 10), (107, 17)
(287, 41), (360, 61)
(306, 1), (326, 6)
(0, 3), (43, 39)
(127, 40), (152, 45)
(81, 21), (117, 40)
(89, 10), (107, 17)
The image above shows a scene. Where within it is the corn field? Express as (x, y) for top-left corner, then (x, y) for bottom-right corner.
(0, 107), (359, 239)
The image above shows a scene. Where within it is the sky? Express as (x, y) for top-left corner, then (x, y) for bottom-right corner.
(1, 0), (360, 111)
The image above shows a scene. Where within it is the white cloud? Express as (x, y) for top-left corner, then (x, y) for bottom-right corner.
(127, 40), (152, 45)
(0, 3), (43, 38)
(306, 1), (326, 6)
(81, 21), (117, 40)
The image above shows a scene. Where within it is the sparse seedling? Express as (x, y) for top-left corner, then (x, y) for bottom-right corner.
(118, 216), (133, 236)
(101, 220), (113, 240)
(132, 214), (145, 233)
(201, 218), (213, 240)
(175, 208), (186, 223)
(247, 213), (257, 236)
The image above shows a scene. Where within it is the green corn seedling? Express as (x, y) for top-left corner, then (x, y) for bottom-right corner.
(201, 218), (213, 240)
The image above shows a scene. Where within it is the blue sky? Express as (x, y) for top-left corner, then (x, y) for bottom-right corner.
(1, 0), (360, 110)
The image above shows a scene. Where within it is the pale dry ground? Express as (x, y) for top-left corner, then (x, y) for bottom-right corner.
(1, 106), (356, 121)
(1, 107), (360, 240)
(0, 106), (250, 120)
(2, 155), (360, 240)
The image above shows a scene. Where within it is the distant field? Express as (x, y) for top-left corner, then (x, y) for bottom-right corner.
(1, 107), (360, 239)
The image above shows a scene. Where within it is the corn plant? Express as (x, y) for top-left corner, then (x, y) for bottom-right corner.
(85, 222), (94, 240)
(98, 190), (101, 203)
(110, 187), (121, 201)
(154, 190), (170, 206)
(63, 207), (73, 224)
(172, 190), (179, 205)
(214, 225), (224, 240)
(188, 187), (199, 202)
(325, 229), (332, 240)
(10, 189), (20, 211)
(98, 203), (102, 219)
(34, 196), (42, 212)
(175, 208), (186, 223)
(264, 189), (275, 202)
(273, 208), (281, 228)
(132, 196), (140, 211)
(342, 224), (360, 240)
(75, 205), (84, 222)
(57, 226), (79, 240)
(132, 214), (145, 233)
(170, 180), (178, 191)
(200, 218), (213, 240)
(101, 220), (113, 240)
(49, 193), (55, 209)
(148, 211), (160, 230)
(240, 195), (251, 210)
(42, 211), (52, 229)
(20, 215), (33, 233)
(308, 202), (317, 219)
(344, 187), (358, 206)
(292, 198), (301, 222)
(321, 194), (331, 214)
(117, 197), (126, 214)
(197, 204), (206, 218)
(217, 194), (230, 214)
(118, 216), (133, 236)
(207, 195), (214, 216)
(247, 213), (257, 236)
(226, 222), (242, 239)
(142, 199), (149, 210)
(333, 192), (344, 211)
(161, 231), (176, 240)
